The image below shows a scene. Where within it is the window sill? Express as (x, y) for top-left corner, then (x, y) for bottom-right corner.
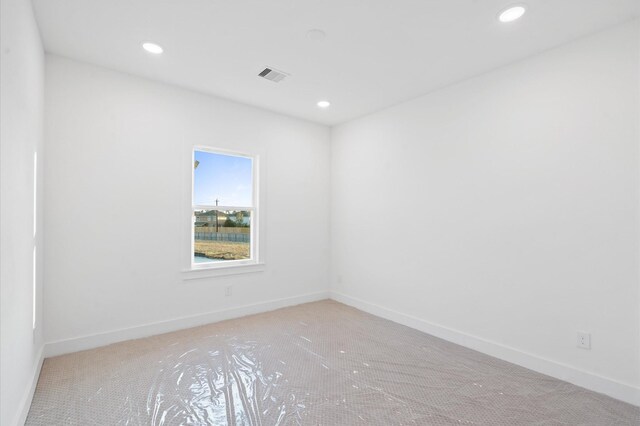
(182, 262), (266, 280)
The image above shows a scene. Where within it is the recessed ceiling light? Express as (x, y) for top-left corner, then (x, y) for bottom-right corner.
(142, 42), (163, 54)
(498, 5), (526, 23)
(317, 101), (331, 108)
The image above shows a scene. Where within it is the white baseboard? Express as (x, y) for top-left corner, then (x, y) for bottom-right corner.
(39, 289), (640, 407)
(330, 291), (640, 407)
(14, 345), (45, 426)
(44, 291), (329, 358)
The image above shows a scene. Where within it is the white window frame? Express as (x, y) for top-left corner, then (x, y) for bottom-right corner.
(190, 146), (260, 271)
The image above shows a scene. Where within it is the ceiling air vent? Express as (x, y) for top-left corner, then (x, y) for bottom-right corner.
(258, 67), (289, 83)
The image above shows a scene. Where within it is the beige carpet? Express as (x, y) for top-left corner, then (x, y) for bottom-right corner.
(27, 300), (639, 425)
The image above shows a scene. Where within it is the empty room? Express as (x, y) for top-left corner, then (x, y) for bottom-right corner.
(2, 0), (639, 424)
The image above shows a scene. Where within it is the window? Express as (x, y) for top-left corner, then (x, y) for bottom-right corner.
(191, 148), (257, 268)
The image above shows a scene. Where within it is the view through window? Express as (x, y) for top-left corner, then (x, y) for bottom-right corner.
(192, 149), (254, 266)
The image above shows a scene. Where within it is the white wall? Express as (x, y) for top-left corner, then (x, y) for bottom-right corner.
(0, 0), (45, 424)
(331, 21), (640, 404)
(44, 56), (330, 351)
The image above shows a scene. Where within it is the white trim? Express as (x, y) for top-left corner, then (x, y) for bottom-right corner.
(330, 291), (640, 407)
(14, 345), (44, 426)
(193, 145), (255, 160)
(44, 291), (329, 358)
(189, 258), (257, 271)
(183, 262), (266, 278)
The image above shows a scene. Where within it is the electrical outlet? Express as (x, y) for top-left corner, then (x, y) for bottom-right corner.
(577, 332), (591, 349)
(337, 275), (343, 284)
(225, 286), (232, 297)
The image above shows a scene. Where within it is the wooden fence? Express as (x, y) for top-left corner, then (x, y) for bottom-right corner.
(194, 227), (250, 234)
(194, 227), (250, 243)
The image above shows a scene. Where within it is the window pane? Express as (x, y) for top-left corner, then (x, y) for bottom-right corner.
(194, 150), (252, 207)
(193, 210), (251, 263)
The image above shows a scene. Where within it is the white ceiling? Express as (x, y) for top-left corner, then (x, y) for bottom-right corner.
(32, 0), (639, 126)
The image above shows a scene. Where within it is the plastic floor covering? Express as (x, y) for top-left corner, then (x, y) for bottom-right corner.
(26, 300), (639, 425)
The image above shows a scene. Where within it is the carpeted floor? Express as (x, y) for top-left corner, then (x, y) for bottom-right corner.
(26, 300), (639, 425)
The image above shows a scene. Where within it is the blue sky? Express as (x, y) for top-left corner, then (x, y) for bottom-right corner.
(194, 150), (252, 206)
